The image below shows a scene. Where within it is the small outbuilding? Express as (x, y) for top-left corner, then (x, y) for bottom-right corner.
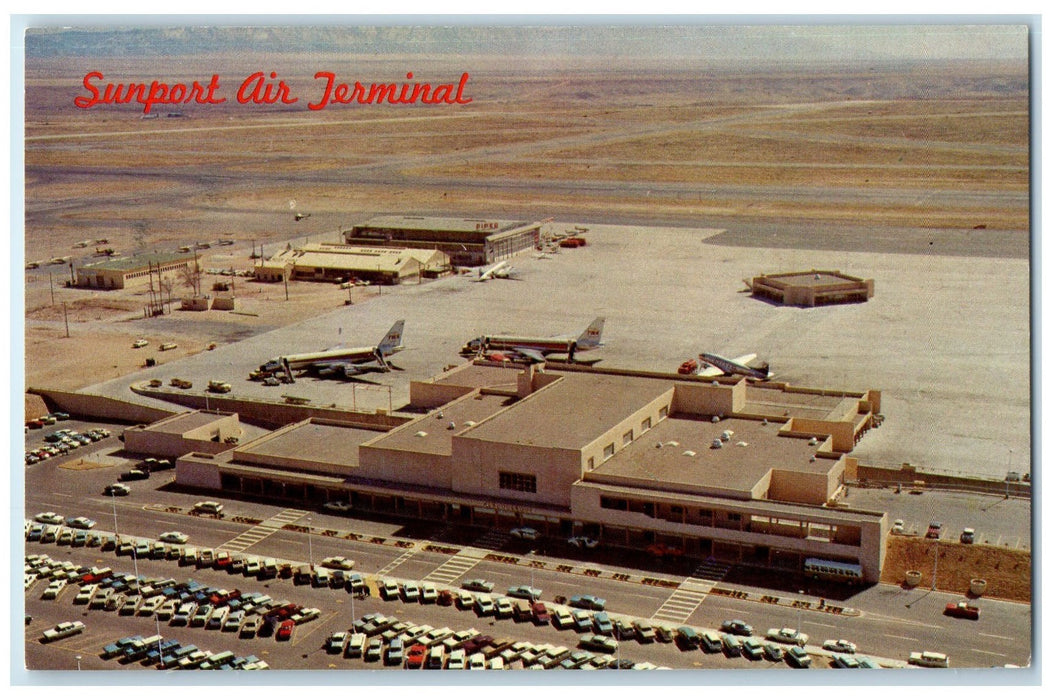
(746, 269), (874, 307)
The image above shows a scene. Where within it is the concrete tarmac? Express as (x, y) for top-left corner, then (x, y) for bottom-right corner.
(80, 221), (1030, 480)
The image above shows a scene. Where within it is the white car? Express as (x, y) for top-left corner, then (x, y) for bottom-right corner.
(766, 627), (809, 646)
(66, 516), (97, 529)
(132, 339), (149, 348)
(510, 527), (540, 541)
(823, 639), (858, 654)
(34, 512), (63, 525)
(320, 556), (355, 570)
(323, 501), (353, 512)
(159, 531), (189, 544)
(567, 536), (599, 549)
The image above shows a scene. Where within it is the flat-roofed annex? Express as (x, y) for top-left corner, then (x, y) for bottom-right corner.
(460, 372), (674, 450)
(586, 414), (828, 498)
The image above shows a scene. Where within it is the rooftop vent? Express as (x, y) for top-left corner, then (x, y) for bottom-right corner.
(415, 431), (428, 438)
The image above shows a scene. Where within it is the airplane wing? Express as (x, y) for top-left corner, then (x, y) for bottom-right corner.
(513, 347), (547, 363)
(695, 365), (724, 377)
(731, 353), (757, 366)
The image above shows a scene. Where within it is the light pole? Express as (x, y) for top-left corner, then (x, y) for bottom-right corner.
(307, 517), (313, 568)
(75, 655), (82, 671)
(931, 539), (939, 591)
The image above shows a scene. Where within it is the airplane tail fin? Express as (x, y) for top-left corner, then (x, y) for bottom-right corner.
(378, 320), (406, 355)
(576, 317), (605, 350)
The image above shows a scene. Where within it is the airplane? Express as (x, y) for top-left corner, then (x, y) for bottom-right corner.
(679, 352), (771, 381)
(461, 317), (605, 363)
(476, 260), (518, 281)
(258, 320), (405, 381)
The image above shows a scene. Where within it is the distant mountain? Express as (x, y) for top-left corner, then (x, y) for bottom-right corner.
(24, 24), (1030, 63)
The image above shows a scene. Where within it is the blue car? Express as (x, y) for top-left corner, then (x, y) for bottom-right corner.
(569, 594), (606, 611)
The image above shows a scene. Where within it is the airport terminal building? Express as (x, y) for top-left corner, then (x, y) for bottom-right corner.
(166, 362), (888, 582)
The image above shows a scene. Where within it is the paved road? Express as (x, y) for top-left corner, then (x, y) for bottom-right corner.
(23, 445), (1032, 672)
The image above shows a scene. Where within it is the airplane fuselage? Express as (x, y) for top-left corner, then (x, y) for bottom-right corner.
(699, 352), (769, 380)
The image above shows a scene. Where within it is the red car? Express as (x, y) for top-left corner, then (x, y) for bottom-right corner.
(646, 543), (684, 558)
(531, 601), (551, 625)
(944, 601), (980, 620)
(276, 619), (296, 640)
(405, 643), (427, 669)
(437, 589), (455, 606)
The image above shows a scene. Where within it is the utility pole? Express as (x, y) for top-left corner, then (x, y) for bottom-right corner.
(49, 271), (55, 305)
(63, 302), (70, 338)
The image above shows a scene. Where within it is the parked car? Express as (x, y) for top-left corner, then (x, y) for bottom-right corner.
(766, 627), (809, 645)
(742, 638), (766, 660)
(34, 512), (63, 525)
(276, 619), (296, 641)
(926, 521), (943, 539)
(120, 469), (149, 482)
(323, 501), (353, 512)
(510, 527), (540, 541)
(823, 639), (858, 654)
(645, 543), (683, 558)
(960, 527), (976, 544)
(579, 633), (618, 654)
(104, 483), (130, 496)
(909, 651), (949, 668)
(944, 601), (981, 620)
(462, 578), (495, 593)
(192, 501), (223, 515)
(721, 619), (754, 636)
(569, 594), (606, 611)
(567, 536), (599, 549)
(320, 556), (355, 570)
(507, 584), (542, 601)
(787, 646), (812, 668)
(764, 643), (786, 662)
(159, 531), (189, 544)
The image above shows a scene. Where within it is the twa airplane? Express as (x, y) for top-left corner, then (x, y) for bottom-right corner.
(258, 320), (406, 380)
(476, 260), (518, 281)
(679, 352), (771, 381)
(461, 317), (605, 363)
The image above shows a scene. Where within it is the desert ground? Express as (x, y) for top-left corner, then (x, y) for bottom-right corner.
(23, 52), (1030, 481)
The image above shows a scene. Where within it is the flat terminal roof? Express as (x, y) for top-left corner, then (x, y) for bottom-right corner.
(235, 421), (385, 469)
(430, 363), (526, 392)
(462, 373), (673, 450)
(741, 385), (858, 421)
(354, 215), (531, 235)
(588, 415), (829, 495)
(79, 250), (196, 272)
(759, 270), (866, 287)
(369, 392), (516, 455)
(137, 410), (232, 435)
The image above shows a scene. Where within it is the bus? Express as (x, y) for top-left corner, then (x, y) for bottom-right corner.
(803, 557), (863, 584)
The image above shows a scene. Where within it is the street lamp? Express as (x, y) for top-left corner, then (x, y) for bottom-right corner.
(75, 655), (82, 671)
(307, 517), (313, 568)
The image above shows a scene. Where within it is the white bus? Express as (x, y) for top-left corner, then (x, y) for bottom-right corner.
(803, 557), (863, 584)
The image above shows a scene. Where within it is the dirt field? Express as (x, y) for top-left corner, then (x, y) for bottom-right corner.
(880, 536), (1030, 604)
(22, 53), (1028, 395)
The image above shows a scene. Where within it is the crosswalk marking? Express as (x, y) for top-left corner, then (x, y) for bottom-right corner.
(219, 508), (309, 553)
(375, 550), (416, 577)
(653, 559), (731, 624)
(426, 553), (483, 585)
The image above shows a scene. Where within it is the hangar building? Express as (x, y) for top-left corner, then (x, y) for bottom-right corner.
(75, 251), (197, 290)
(168, 362), (887, 582)
(343, 215), (543, 267)
(254, 243), (450, 285)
